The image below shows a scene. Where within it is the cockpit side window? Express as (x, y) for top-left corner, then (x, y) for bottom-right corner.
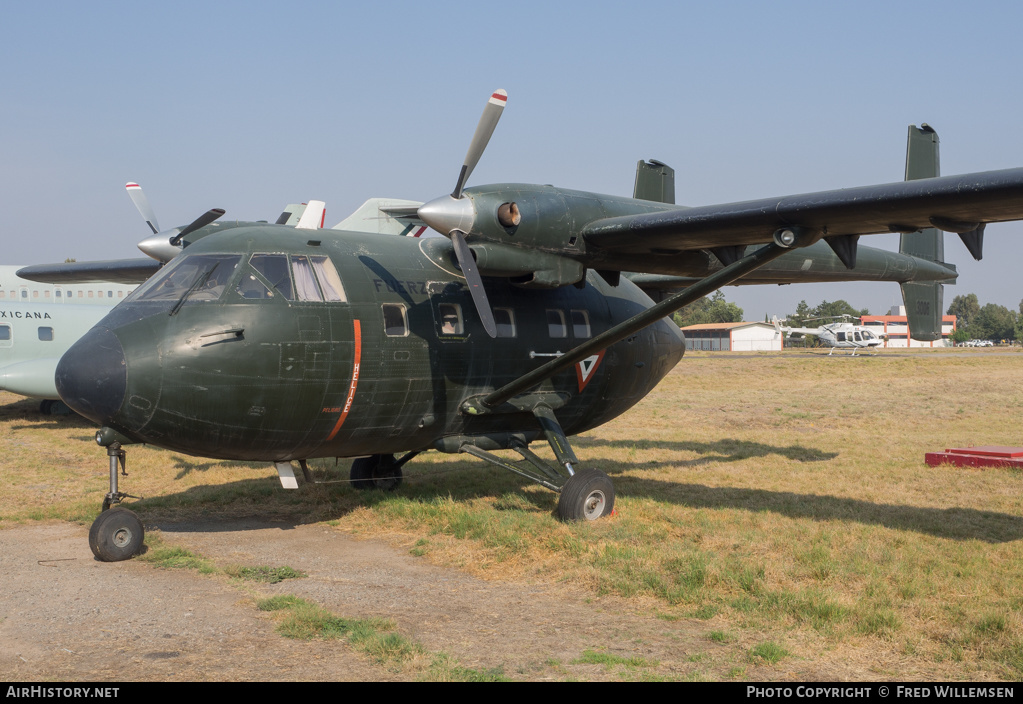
(250, 254), (294, 300)
(310, 256), (346, 302)
(292, 256), (323, 301)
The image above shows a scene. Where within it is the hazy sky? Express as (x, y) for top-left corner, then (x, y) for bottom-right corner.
(3, 1), (1022, 320)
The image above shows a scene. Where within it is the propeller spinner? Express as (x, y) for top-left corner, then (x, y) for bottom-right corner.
(418, 89), (508, 338)
(128, 182), (225, 262)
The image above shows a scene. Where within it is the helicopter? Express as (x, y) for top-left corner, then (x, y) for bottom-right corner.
(23, 90), (1023, 561)
(772, 314), (886, 355)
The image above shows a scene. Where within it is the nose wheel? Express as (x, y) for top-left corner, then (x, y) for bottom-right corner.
(89, 507), (144, 562)
(89, 442), (145, 561)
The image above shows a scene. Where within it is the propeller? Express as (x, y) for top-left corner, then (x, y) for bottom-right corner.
(418, 90), (508, 338)
(127, 182), (225, 262)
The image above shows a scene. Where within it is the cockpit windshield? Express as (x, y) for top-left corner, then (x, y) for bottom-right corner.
(127, 254), (242, 309)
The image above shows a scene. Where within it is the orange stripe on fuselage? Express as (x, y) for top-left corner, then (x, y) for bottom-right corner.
(327, 319), (361, 441)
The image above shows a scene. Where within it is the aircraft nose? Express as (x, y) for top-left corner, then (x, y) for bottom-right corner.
(55, 326), (126, 424)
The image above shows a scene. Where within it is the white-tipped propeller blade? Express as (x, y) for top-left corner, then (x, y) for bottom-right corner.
(125, 182), (160, 234)
(126, 182), (225, 262)
(417, 89), (508, 337)
(451, 89), (507, 199)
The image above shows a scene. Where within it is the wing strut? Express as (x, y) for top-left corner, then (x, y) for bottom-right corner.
(476, 238), (796, 410)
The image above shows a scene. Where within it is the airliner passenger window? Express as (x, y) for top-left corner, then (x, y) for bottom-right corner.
(0, 325), (10, 341)
(38, 327), (53, 341)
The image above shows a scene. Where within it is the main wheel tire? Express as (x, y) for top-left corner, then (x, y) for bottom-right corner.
(350, 456), (378, 490)
(89, 507), (144, 562)
(557, 469), (615, 521)
(350, 455), (401, 491)
(371, 457), (402, 491)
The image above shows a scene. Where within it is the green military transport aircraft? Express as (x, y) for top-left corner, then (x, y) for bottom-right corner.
(23, 91), (1023, 561)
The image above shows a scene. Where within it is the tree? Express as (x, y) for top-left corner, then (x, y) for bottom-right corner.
(1017, 300), (1023, 344)
(673, 291), (744, 327)
(947, 293), (980, 333)
(971, 303), (1017, 342)
(812, 299), (870, 320)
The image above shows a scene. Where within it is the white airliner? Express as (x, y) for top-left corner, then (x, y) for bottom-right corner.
(0, 265), (136, 305)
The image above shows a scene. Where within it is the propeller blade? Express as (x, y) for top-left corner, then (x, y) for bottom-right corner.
(450, 229), (497, 338)
(452, 89), (507, 199)
(169, 208), (226, 246)
(125, 182), (160, 234)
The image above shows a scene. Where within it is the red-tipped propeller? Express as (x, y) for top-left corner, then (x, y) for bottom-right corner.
(418, 90), (508, 338)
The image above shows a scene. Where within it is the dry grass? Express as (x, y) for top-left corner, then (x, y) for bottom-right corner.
(3, 347), (1023, 680)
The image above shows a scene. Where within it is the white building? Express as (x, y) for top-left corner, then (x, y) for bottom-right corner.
(679, 322), (782, 351)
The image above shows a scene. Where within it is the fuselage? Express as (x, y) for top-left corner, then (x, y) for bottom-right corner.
(0, 302), (113, 398)
(56, 226), (686, 462)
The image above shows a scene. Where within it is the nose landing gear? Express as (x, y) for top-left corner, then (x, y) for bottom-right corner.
(89, 442), (144, 562)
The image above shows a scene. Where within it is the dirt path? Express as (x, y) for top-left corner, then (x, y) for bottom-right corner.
(0, 520), (851, 681)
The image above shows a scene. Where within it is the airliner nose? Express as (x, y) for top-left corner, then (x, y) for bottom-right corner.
(55, 327), (126, 424)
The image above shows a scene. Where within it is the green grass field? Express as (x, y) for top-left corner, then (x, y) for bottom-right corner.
(3, 348), (1023, 680)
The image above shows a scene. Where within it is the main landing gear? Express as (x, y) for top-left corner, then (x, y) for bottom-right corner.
(458, 404), (616, 522)
(350, 453), (407, 491)
(89, 442), (144, 562)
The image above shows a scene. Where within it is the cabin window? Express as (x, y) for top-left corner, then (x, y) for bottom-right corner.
(836, 332), (846, 342)
(383, 303), (408, 337)
(33, 291), (39, 299)
(107, 291), (113, 298)
(88, 291), (93, 298)
(44, 291), (51, 298)
(38, 327), (53, 341)
(0, 325), (10, 341)
(571, 310), (591, 338)
(438, 303), (464, 335)
(250, 254), (294, 299)
(310, 256), (346, 302)
(21, 290), (28, 298)
(55, 290), (61, 298)
(0, 292), (5, 299)
(494, 308), (516, 338)
(546, 309), (567, 338)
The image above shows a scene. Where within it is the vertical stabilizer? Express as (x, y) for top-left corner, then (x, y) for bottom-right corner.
(900, 124), (945, 341)
(633, 160), (675, 204)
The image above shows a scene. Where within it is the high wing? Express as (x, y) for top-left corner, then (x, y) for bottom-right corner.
(581, 167), (1023, 255)
(17, 258), (162, 285)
